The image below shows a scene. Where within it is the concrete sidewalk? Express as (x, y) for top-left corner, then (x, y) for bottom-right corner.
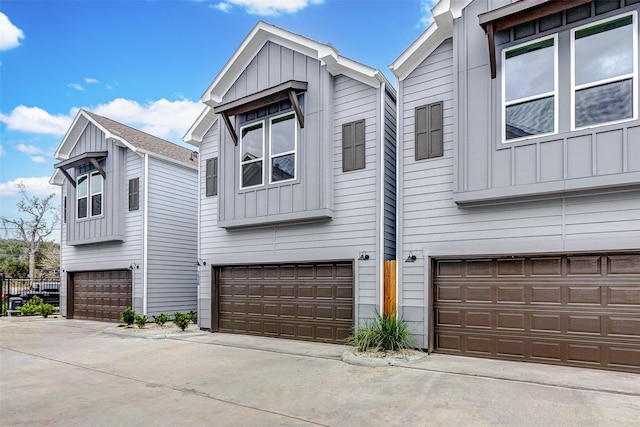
(1, 317), (639, 426)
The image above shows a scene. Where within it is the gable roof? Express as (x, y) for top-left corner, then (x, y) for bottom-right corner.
(389, 0), (473, 81)
(50, 109), (197, 185)
(184, 21), (392, 145)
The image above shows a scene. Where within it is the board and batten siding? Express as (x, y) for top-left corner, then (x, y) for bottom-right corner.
(197, 73), (387, 330)
(398, 31), (640, 347)
(217, 42), (333, 228)
(65, 123), (125, 244)
(453, 0), (640, 203)
(60, 149), (145, 316)
(145, 156), (198, 316)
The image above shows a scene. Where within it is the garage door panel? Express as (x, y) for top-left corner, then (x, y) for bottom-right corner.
(72, 270), (131, 322)
(217, 262), (353, 344)
(434, 254), (640, 372)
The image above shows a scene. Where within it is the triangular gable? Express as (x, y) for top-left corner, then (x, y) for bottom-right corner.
(184, 21), (390, 145)
(389, 0), (472, 81)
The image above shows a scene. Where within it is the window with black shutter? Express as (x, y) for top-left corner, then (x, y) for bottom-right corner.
(128, 178), (139, 211)
(342, 119), (365, 172)
(415, 102), (443, 160)
(206, 157), (218, 196)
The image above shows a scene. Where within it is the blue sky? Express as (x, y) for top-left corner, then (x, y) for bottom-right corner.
(0, 0), (435, 239)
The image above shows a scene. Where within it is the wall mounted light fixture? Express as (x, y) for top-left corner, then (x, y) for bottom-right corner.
(196, 258), (207, 266)
(405, 251), (417, 263)
(128, 262), (139, 270)
(358, 251), (370, 261)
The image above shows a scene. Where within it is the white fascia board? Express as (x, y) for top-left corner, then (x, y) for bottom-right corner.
(49, 169), (64, 186)
(53, 112), (89, 160)
(389, 0), (471, 81)
(183, 106), (217, 146)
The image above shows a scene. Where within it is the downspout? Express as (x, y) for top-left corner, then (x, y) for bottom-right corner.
(143, 153), (149, 315)
(378, 80), (386, 315)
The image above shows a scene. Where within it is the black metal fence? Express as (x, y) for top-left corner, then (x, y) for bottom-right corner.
(2, 277), (61, 314)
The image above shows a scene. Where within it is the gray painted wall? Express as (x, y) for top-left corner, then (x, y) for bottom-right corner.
(60, 134), (199, 318)
(146, 156), (198, 316)
(218, 42), (333, 228)
(396, 0), (640, 347)
(65, 123), (124, 244)
(60, 149), (145, 316)
(454, 0), (640, 203)
(197, 45), (396, 330)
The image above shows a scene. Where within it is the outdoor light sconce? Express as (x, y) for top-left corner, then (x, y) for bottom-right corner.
(128, 262), (139, 270)
(196, 258), (207, 266)
(190, 151), (199, 161)
(405, 251), (417, 263)
(358, 251), (370, 261)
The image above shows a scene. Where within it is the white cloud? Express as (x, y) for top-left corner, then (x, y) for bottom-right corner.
(213, 2), (232, 12)
(92, 98), (203, 142)
(0, 145), (5, 156)
(68, 83), (84, 91)
(212, 0), (323, 16)
(0, 177), (58, 196)
(0, 106), (73, 136)
(84, 78), (99, 84)
(15, 143), (50, 163)
(420, 0), (437, 27)
(0, 12), (24, 51)
(0, 98), (202, 143)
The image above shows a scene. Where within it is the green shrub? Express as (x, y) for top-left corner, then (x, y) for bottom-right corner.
(188, 310), (198, 324)
(37, 303), (56, 318)
(173, 312), (190, 331)
(121, 307), (136, 326)
(134, 314), (148, 329)
(153, 313), (170, 326)
(19, 296), (43, 316)
(348, 310), (414, 352)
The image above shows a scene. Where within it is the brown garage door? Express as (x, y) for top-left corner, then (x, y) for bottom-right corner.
(71, 270), (132, 322)
(434, 253), (640, 372)
(215, 262), (353, 344)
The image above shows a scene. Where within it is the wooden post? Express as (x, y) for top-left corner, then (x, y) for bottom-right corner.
(383, 260), (396, 317)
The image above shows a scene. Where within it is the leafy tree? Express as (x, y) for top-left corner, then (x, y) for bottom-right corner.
(1, 184), (59, 279)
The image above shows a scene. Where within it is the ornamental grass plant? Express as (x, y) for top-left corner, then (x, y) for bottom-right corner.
(348, 310), (415, 352)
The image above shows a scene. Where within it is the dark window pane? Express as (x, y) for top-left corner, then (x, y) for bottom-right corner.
(567, 3), (592, 24)
(514, 21), (536, 39)
(575, 79), (633, 128)
(272, 154), (295, 182)
(540, 12), (562, 32)
(78, 197), (87, 219)
(506, 96), (554, 140)
(595, 0), (620, 15)
(91, 194), (102, 216)
(242, 161), (262, 188)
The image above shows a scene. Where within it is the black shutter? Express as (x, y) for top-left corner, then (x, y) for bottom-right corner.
(206, 157), (218, 196)
(63, 196), (67, 223)
(129, 178), (139, 211)
(415, 101), (443, 160)
(342, 119), (366, 172)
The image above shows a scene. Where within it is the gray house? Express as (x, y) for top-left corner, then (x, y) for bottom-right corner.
(50, 110), (198, 321)
(390, 0), (640, 372)
(184, 22), (397, 344)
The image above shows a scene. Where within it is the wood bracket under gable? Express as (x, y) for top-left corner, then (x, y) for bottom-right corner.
(214, 80), (308, 146)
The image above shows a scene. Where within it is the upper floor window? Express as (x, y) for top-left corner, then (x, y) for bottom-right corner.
(503, 35), (557, 142)
(239, 102), (298, 190)
(572, 13), (637, 129)
(77, 171), (103, 219)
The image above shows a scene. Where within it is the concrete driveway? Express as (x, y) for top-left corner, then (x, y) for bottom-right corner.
(1, 317), (639, 426)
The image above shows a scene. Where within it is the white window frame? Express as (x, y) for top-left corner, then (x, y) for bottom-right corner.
(570, 11), (638, 131)
(269, 112), (298, 184)
(76, 171), (103, 220)
(502, 34), (558, 144)
(90, 171), (103, 217)
(239, 120), (265, 190)
(76, 173), (89, 220)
